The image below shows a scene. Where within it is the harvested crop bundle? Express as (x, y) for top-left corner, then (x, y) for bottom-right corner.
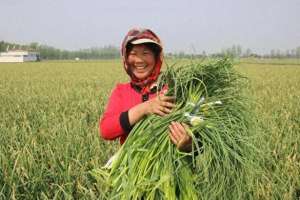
(92, 58), (259, 200)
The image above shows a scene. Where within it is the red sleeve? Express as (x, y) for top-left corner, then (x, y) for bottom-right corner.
(99, 85), (126, 140)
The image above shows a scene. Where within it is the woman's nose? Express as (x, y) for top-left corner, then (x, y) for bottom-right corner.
(134, 55), (144, 63)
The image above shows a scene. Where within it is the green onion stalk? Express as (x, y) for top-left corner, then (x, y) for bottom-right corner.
(92, 58), (261, 200)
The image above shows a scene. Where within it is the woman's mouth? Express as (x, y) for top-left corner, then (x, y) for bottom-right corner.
(135, 65), (147, 71)
(135, 65), (146, 69)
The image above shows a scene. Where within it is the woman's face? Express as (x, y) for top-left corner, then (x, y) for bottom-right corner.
(127, 44), (156, 80)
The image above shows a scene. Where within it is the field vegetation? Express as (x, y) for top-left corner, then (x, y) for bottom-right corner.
(0, 59), (299, 199)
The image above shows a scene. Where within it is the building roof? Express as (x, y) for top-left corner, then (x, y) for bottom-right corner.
(0, 50), (39, 56)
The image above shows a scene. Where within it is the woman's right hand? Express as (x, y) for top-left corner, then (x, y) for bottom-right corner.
(143, 94), (176, 116)
(128, 94), (176, 126)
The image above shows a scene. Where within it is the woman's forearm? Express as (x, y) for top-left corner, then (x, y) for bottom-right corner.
(128, 95), (176, 126)
(128, 102), (148, 126)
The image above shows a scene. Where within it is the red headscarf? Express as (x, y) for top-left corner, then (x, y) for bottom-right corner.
(121, 28), (163, 95)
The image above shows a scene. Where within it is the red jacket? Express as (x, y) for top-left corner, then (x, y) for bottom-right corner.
(99, 83), (159, 144)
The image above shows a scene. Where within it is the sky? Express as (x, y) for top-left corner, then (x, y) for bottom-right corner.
(0, 0), (299, 54)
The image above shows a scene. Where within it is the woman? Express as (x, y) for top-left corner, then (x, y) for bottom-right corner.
(99, 28), (192, 152)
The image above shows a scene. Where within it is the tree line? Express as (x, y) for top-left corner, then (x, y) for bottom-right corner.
(167, 45), (300, 59)
(0, 41), (120, 60)
(1, 41), (300, 60)
(219, 45), (300, 59)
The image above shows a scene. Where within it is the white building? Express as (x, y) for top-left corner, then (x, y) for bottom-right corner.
(0, 50), (40, 62)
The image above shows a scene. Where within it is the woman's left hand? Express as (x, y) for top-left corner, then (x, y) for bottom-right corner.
(169, 122), (192, 152)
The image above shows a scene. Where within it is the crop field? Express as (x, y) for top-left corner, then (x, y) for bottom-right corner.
(0, 59), (299, 199)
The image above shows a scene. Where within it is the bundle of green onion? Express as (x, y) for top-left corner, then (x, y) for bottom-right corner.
(92, 58), (260, 199)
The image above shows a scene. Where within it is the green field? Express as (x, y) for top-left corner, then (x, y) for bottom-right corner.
(0, 59), (299, 199)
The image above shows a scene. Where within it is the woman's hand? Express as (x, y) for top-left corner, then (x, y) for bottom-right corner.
(128, 94), (175, 126)
(143, 94), (176, 116)
(169, 122), (192, 152)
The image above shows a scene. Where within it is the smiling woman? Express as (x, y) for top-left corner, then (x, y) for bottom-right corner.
(99, 27), (192, 150)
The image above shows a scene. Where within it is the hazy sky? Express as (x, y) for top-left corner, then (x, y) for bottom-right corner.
(0, 0), (299, 54)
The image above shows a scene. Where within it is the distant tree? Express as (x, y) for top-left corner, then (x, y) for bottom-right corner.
(231, 45), (237, 57)
(285, 50), (291, 58)
(291, 49), (296, 58)
(236, 45), (242, 57)
(296, 46), (300, 58)
(270, 49), (275, 58)
(275, 49), (281, 58)
(178, 51), (185, 58)
(29, 42), (39, 51)
(0, 41), (5, 52)
(245, 48), (252, 57)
